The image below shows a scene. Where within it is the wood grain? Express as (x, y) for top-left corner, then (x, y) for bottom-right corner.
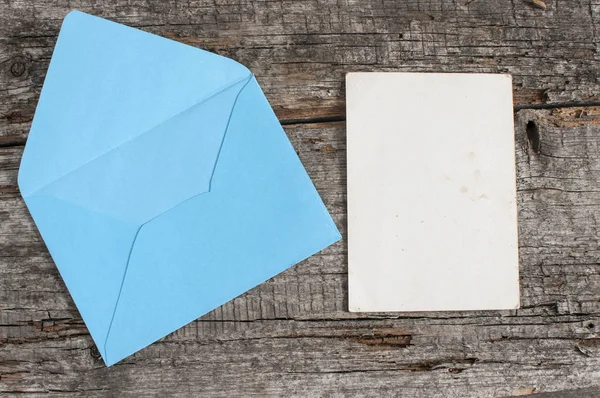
(2, 0), (600, 397)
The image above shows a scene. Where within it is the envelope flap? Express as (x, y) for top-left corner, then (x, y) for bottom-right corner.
(18, 10), (250, 197)
(27, 76), (251, 225)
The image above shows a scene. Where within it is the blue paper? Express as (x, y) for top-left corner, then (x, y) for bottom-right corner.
(18, 11), (341, 366)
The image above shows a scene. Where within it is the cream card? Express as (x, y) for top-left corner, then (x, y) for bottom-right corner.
(347, 72), (520, 312)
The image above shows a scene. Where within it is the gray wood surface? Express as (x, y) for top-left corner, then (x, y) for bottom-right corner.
(2, 0), (600, 397)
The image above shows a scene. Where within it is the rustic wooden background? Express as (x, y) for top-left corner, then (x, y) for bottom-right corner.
(2, 0), (600, 396)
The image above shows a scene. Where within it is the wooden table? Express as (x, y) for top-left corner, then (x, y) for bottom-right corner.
(2, 1), (600, 396)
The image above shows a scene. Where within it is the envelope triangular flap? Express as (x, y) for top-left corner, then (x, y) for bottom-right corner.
(29, 77), (250, 225)
(18, 10), (251, 198)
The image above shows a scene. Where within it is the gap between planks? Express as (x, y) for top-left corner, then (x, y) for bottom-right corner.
(2, 101), (600, 149)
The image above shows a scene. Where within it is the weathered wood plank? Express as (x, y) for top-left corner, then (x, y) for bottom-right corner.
(3, 0), (600, 396)
(1, 0), (600, 143)
(3, 106), (600, 396)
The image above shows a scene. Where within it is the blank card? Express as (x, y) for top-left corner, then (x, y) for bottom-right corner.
(347, 72), (519, 312)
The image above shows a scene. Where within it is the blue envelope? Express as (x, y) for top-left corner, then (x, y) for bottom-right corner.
(18, 11), (341, 366)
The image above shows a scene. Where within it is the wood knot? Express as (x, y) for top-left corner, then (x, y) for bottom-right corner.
(526, 120), (541, 154)
(10, 61), (26, 77)
(89, 345), (102, 359)
(527, 0), (547, 10)
(576, 338), (600, 357)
